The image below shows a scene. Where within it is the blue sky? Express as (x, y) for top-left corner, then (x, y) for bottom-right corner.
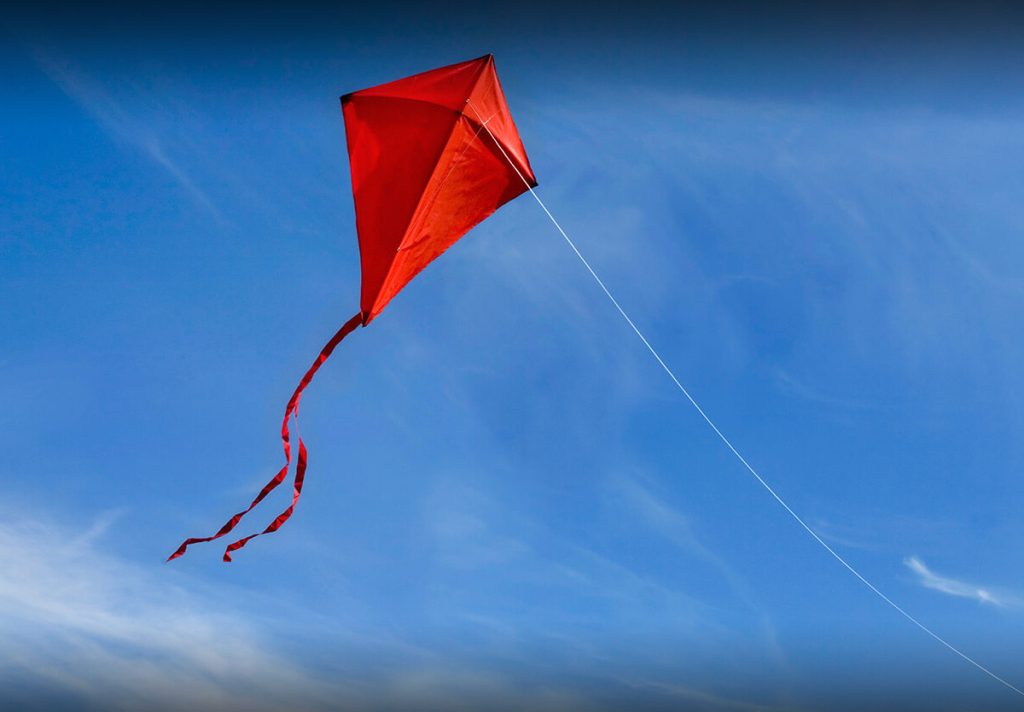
(3, 2), (1024, 709)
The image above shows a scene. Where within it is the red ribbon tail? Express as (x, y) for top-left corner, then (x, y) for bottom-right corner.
(168, 312), (363, 562)
(224, 438), (308, 562)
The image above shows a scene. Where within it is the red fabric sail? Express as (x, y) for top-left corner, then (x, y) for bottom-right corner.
(343, 54), (536, 323)
(170, 54), (535, 562)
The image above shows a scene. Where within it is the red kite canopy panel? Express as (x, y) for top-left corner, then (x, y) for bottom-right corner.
(342, 54), (537, 324)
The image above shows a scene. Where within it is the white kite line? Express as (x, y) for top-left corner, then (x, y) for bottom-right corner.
(465, 99), (1024, 699)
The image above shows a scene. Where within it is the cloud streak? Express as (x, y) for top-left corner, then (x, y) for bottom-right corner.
(905, 556), (1018, 607)
(0, 508), (342, 710)
(610, 474), (789, 670)
(30, 47), (224, 222)
(0, 502), (797, 711)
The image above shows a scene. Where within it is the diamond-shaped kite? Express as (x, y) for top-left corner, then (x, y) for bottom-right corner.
(170, 54), (535, 561)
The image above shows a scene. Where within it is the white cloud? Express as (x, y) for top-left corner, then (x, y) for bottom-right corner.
(904, 556), (1017, 607)
(0, 509), (340, 710)
(0, 504), (784, 711)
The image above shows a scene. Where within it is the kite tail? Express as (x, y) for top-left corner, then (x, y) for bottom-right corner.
(168, 312), (364, 563)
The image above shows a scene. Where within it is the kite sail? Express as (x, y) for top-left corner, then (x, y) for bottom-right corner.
(169, 54), (535, 562)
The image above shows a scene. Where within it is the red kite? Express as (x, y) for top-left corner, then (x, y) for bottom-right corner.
(170, 54), (536, 562)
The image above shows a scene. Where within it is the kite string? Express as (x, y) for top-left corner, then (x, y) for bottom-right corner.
(465, 99), (1024, 698)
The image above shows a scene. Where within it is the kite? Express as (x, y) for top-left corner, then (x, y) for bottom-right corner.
(169, 54), (536, 562)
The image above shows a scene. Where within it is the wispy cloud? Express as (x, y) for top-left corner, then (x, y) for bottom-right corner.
(610, 474), (789, 671)
(29, 47), (224, 222)
(0, 483), (776, 710)
(773, 368), (876, 410)
(617, 676), (789, 712)
(0, 508), (340, 710)
(905, 556), (1018, 607)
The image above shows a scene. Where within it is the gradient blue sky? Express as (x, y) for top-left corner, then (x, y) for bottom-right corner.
(3, 2), (1024, 709)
